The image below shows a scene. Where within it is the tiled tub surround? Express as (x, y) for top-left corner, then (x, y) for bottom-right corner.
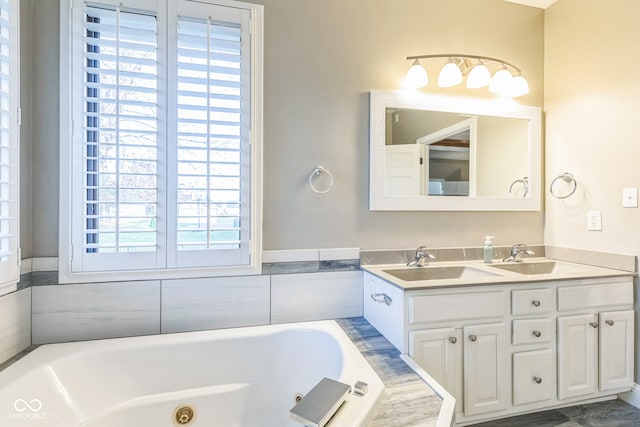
(0, 288), (31, 365)
(29, 270), (363, 345)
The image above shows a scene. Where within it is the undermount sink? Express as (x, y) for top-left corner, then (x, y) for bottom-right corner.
(489, 261), (595, 275)
(383, 266), (500, 282)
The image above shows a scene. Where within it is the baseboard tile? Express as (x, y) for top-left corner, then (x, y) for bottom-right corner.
(619, 383), (640, 409)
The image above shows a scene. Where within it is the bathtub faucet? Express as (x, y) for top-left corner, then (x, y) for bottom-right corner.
(503, 244), (535, 262)
(407, 246), (436, 267)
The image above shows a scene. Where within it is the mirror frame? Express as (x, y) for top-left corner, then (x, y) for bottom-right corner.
(369, 90), (542, 211)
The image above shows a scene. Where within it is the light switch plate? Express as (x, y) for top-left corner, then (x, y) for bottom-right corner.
(623, 188), (638, 208)
(587, 211), (602, 231)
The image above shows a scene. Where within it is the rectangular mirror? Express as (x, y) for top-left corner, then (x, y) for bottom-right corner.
(370, 90), (542, 211)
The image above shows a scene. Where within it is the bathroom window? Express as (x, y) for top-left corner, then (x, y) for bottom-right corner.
(59, 0), (263, 282)
(0, 0), (19, 294)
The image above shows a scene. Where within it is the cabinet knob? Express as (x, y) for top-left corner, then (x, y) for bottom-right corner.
(590, 322), (598, 328)
(469, 334), (477, 342)
(531, 300), (541, 307)
(533, 376), (542, 384)
(532, 330), (542, 338)
(606, 320), (615, 326)
(449, 337), (457, 344)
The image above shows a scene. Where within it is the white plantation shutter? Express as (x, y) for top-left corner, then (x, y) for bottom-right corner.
(170, 7), (251, 268)
(64, 0), (261, 279)
(77, 5), (159, 271)
(0, 0), (18, 290)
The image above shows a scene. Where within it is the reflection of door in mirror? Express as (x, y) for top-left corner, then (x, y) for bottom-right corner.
(384, 144), (424, 195)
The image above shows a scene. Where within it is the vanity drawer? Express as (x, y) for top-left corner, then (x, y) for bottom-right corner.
(512, 288), (553, 316)
(512, 318), (552, 345)
(557, 281), (633, 311)
(409, 291), (504, 324)
(513, 348), (555, 406)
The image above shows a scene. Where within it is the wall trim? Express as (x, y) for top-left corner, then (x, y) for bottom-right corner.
(21, 257), (58, 275)
(262, 248), (360, 263)
(619, 384), (640, 409)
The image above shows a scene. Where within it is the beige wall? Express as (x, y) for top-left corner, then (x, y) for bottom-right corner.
(23, 0), (544, 257)
(544, 0), (640, 382)
(258, 0), (544, 250)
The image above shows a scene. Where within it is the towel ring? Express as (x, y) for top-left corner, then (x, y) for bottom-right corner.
(309, 166), (334, 194)
(509, 176), (529, 198)
(550, 172), (577, 199)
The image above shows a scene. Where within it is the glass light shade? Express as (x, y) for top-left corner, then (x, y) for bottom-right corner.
(404, 60), (428, 89)
(489, 68), (513, 96)
(509, 75), (530, 97)
(466, 63), (491, 88)
(438, 60), (463, 87)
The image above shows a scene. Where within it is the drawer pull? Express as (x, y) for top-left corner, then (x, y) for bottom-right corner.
(590, 322), (598, 328)
(532, 330), (542, 338)
(533, 376), (542, 384)
(531, 300), (541, 307)
(469, 334), (477, 342)
(449, 337), (457, 344)
(606, 320), (615, 326)
(370, 293), (392, 306)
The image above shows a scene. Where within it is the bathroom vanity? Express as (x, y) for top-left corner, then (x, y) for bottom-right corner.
(362, 258), (635, 426)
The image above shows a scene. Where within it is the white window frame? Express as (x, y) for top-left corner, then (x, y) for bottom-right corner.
(59, 0), (262, 283)
(0, 0), (20, 296)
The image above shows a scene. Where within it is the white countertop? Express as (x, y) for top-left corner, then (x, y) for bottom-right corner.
(362, 258), (635, 291)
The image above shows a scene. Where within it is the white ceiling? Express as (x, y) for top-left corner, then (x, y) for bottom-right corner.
(504, 0), (557, 8)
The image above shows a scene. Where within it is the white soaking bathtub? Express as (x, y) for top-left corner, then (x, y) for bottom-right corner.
(0, 321), (384, 427)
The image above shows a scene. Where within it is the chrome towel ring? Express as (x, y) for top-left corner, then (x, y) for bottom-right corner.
(550, 172), (577, 199)
(309, 166), (334, 194)
(509, 176), (529, 198)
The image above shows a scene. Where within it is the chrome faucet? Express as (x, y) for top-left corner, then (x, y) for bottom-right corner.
(503, 244), (535, 262)
(407, 246), (436, 267)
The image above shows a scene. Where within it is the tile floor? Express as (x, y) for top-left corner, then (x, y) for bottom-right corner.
(469, 399), (640, 427)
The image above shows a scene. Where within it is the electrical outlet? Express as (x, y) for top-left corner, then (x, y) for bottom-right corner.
(587, 211), (602, 231)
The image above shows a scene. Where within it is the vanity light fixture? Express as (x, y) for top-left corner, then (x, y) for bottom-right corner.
(404, 54), (529, 97)
(405, 59), (429, 89)
(437, 58), (463, 87)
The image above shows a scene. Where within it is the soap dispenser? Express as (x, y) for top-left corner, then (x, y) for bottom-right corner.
(483, 236), (495, 264)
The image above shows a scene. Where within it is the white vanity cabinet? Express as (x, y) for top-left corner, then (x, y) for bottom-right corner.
(409, 323), (507, 416)
(362, 270), (635, 426)
(556, 281), (634, 399)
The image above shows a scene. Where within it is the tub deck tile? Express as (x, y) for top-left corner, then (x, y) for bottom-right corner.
(368, 383), (440, 427)
(336, 317), (442, 427)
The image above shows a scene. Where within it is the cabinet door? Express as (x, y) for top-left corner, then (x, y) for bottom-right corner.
(463, 323), (506, 416)
(599, 310), (634, 391)
(557, 314), (598, 399)
(410, 328), (463, 413)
